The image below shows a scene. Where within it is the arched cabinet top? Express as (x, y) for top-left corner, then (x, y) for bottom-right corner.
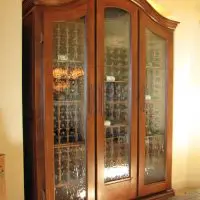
(23, 0), (179, 30)
(131, 0), (179, 30)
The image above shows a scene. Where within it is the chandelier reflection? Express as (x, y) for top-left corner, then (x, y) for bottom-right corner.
(53, 67), (84, 92)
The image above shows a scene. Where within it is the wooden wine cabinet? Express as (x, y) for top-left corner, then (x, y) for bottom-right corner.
(22, 0), (179, 200)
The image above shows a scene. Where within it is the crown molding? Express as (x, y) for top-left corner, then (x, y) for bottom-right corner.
(23, 0), (179, 29)
(131, 0), (179, 30)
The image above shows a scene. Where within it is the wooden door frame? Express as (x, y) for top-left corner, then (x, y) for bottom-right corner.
(138, 10), (174, 197)
(43, 1), (95, 199)
(96, 0), (139, 199)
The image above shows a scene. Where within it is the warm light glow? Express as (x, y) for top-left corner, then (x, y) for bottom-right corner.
(146, 0), (172, 18)
(79, 189), (86, 199)
(104, 165), (129, 179)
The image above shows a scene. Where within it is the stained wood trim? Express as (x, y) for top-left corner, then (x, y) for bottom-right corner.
(86, 0), (96, 199)
(32, 8), (46, 200)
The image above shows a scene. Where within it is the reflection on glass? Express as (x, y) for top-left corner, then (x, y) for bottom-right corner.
(144, 29), (166, 184)
(104, 8), (131, 183)
(52, 19), (87, 199)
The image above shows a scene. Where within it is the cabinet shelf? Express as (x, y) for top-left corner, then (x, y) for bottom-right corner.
(105, 123), (128, 128)
(145, 134), (164, 138)
(105, 65), (128, 69)
(54, 100), (81, 105)
(54, 142), (85, 149)
(105, 80), (128, 83)
(146, 66), (164, 70)
(105, 100), (128, 104)
(53, 59), (84, 64)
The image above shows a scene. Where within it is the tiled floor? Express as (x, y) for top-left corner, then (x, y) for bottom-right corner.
(169, 189), (200, 200)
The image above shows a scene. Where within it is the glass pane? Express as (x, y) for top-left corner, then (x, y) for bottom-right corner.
(104, 8), (131, 183)
(52, 19), (87, 199)
(144, 29), (166, 184)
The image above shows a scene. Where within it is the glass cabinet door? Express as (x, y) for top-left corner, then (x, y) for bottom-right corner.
(144, 29), (166, 184)
(53, 18), (87, 200)
(139, 12), (173, 197)
(44, 4), (95, 200)
(104, 7), (131, 183)
(96, 1), (138, 199)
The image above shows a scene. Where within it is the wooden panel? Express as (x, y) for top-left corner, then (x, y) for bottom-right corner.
(32, 7), (46, 200)
(23, 8), (45, 200)
(0, 155), (6, 200)
(138, 10), (174, 197)
(22, 12), (36, 200)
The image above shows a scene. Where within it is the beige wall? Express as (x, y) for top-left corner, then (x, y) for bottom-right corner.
(0, 0), (24, 200)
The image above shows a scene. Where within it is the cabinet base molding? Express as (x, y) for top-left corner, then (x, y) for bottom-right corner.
(137, 189), (174, 200)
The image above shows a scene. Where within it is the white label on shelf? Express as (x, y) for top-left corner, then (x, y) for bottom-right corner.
(57, 55), (68, 61)
(106, 76), (115, 82)
(145, 95), (151, 100)
(104, 121), (111, 126)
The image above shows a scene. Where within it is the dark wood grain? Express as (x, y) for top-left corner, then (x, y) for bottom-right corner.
(43, 12), (54, 200)
(33, 7), (46, 200)
(23, 0), (34, 15)
(22, 12), (36, 200)
(23, 8), (45, 200)
(138, 10), (174, 197)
